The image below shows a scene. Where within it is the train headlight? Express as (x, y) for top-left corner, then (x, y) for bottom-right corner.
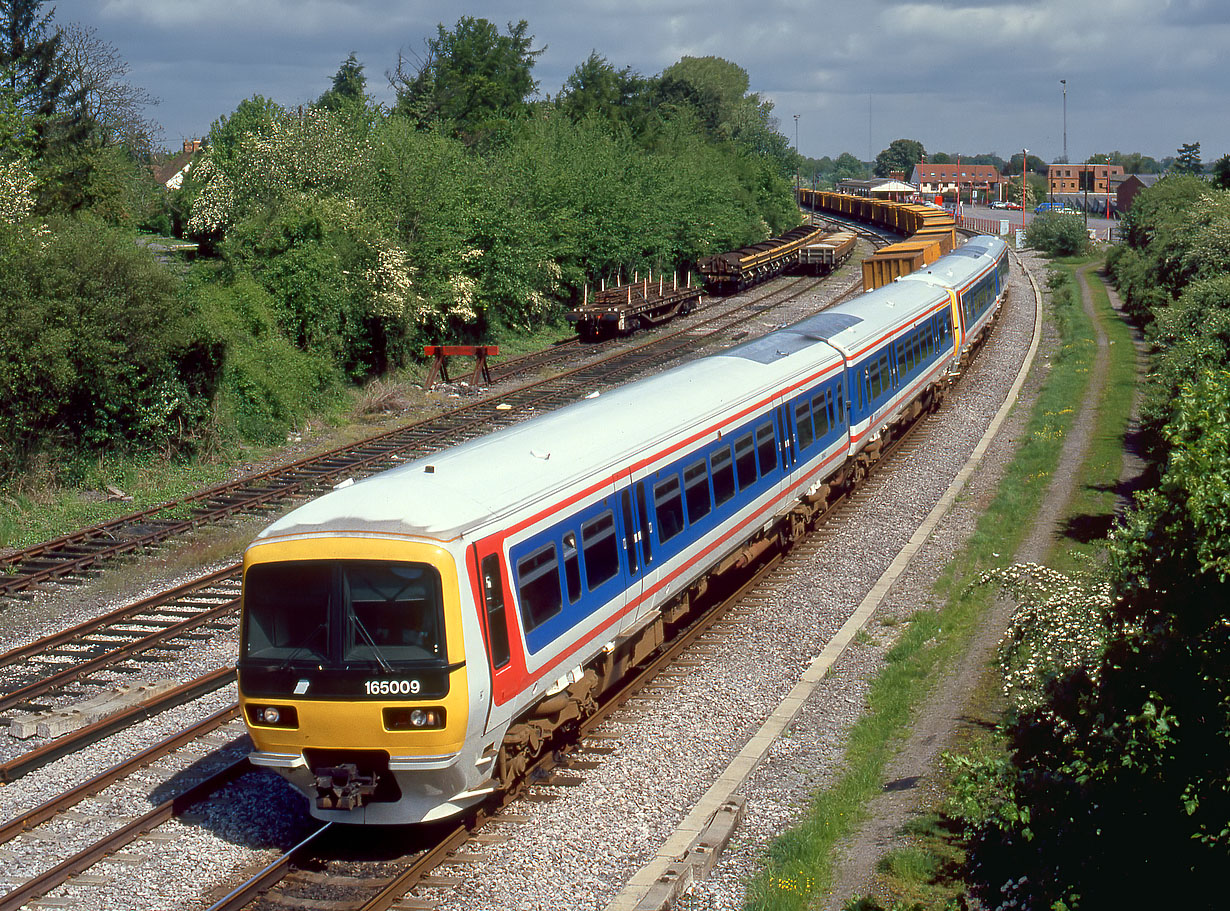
(383, 707), (446, 730)
(246, 704), (298, 728)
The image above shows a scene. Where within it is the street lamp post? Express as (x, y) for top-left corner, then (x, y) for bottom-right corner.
(793, 114), (800, 200)
(1060, 79), (1067, 163)
(1022, 148), (1029, 240)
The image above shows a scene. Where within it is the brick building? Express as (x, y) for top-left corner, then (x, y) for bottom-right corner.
(909, 163), (1002, 204)
(1047, 162), (1124, 195)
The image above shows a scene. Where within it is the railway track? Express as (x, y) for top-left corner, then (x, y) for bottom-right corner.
(0, 251), (877, 602)
(192, 340), (945, 911)
(0, 233), (1018, 910)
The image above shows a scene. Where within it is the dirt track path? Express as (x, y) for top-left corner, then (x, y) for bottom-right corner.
(823, 257), (1133, 907)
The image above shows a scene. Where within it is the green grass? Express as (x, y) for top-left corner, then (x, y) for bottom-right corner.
(741, 255), (1132, 910)
(1047, 262), (1139, 575)
(0, 316), (579, 553)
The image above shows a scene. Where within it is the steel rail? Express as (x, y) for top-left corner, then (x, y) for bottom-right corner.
(0, 565), (239, 671)
(0, 703), (241, 844)
(0, 599), (238, 717)
(0, 756), (252, 911)
(0, 666), (236, 783)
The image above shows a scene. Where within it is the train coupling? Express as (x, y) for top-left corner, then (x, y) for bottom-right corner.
(314, 762), (378, 811)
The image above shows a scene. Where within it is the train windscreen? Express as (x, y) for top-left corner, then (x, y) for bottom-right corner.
(243, 561), (445, 666)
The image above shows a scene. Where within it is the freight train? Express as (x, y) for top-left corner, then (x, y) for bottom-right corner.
(238, 233), (1010, 824)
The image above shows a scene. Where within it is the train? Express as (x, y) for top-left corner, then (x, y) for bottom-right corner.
(237, 232), (1010, 824)
(697, 223), (835, 294)
(796, 189), (959, 291)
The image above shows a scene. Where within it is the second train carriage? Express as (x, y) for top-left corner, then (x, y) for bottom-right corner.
(238, 235), (1010, 824)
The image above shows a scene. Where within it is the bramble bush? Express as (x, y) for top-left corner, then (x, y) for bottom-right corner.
(0, 216), (219, 473)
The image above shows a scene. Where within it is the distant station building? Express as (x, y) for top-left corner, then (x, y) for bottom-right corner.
(836, 177), (917, 201)
(909, 163), (1002, 205)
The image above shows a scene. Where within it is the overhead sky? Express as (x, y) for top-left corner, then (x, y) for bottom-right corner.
(48, 0), (1230, 165)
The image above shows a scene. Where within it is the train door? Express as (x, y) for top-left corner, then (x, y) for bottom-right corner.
(616, 483), (648, 630)
(776, 400), (798, 487)
(469, 541), (522, 733)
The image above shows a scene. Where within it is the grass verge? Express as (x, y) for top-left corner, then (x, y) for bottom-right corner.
(741, 254), (1132, 910)
(0, 319), (576, 553)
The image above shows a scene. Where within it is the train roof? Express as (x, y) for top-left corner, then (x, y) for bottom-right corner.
(250, 237), (1004, 550)
(252, 336), (845, 546)
(898, 234), (1006, 292)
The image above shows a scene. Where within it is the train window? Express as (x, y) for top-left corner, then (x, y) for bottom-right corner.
(756, 423), (776, 476)
(735, 432), (757, 489)
(684, 460), (712, 523)
(882, 354), (892, 391)
(243, 562), (332, 663)
(868, 361), (882, 400)
(562, 532), (582, 604)
(654, 475), (685, 544)
(581, 512), (620, 590)
(344, 562), (446, 664)
(516, 544), (563, 632)
(480, 554), (511, 669)
(813, 393), (829, 437)
(896, 340), (906, 373)
(794, 401), (814, 450)
(620, 491), (638, 576)
(711, 445), (736, 506)
(836, 385), (844, 424)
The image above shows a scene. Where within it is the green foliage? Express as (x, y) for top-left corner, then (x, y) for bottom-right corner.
(393, 17), (542, 138)
(221, 192), (411, 378)
(0, 215), (218, 472)
(1172, 140), (1202, 175)
(951, 376), (1230, 909)
(1109, 175), (1218, 324)
(190, 274), (342, 442)
(874, 138), (924, 178)
(557, 52), (647, 128)
(1139, 275), (1230, 459)
(1213, 154), (1230, 190)
(1025, 212), (1089, 256)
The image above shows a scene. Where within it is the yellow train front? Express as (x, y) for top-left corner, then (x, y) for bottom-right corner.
(238, 533), (485, 824)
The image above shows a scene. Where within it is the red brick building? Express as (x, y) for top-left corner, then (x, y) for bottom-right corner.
(1048, 162), (1124, 195)
(909, 163), (1002, 204)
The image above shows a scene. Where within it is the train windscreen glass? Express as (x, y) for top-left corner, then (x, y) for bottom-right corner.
(243, 561), (445, 666)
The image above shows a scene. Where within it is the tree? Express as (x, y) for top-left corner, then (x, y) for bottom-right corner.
(874, 138), (924, 178)
(317, 52), (366, 112)
(1172, 141), (1202, 174)
(391, 17), (543, 137)
(1211, 154), (1230, 190)
(54, 23), (159, 154)
(0, 0), (65, 122)
(557, 51), (646, 126)
(832, 152), (868, 180)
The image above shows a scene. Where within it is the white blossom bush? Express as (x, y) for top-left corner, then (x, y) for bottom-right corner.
(188, 108), (367, 236)
(0, 157), (36, 226)
(364, 238), (418, 320)
(983, 563), (1112, 717)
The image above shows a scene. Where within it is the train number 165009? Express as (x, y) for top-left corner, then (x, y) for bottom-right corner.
(364, 678), (422, 696)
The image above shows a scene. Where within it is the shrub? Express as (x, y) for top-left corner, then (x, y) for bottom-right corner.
(189, 274), (344, 443)
(1025, 212), (1089, 256)
(0, 216), (221, 473)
